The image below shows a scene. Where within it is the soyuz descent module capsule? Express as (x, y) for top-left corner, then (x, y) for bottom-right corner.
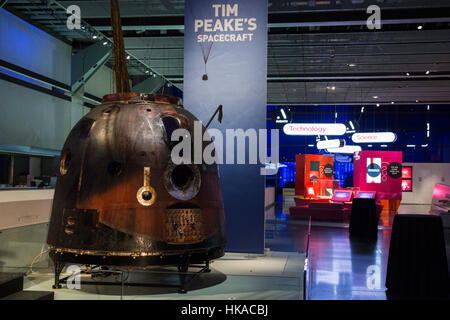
(46, 92), (226, 281)
(47, 1), (225, 288)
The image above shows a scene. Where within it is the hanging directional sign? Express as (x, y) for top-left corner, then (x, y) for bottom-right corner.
(352, 132), (397, 144)
(327, 145), (362, 154)
(283, 123), (347, 136)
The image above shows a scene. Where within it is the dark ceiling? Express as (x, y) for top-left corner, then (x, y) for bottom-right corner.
(4, 0), (450, 105)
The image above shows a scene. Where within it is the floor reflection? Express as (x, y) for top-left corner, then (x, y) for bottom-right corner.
(309, 227), (391, 300)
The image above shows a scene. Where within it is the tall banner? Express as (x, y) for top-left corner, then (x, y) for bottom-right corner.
(184, 1), (268, 253)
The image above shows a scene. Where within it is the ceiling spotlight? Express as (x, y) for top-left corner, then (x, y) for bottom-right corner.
(103, 41), (108, 45)
(416, 99), (419, 103)
(406, 72), (410, 76)
(391, 102), (395, 104)
(92, 35), (98, 39)
(348, 63), (356, 67)
(145, 70), (149, 74)
(126, 55), (130, 60)
(376, 103), (380, 107)
(425, 70), (430, 75)
(417, 25), (423, 30)
(331, 86), (336, 90)
(373, 96), (378, 99)
(153, 73), (156, 78)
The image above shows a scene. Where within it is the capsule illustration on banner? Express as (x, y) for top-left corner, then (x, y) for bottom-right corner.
(366, 158), (382, 183)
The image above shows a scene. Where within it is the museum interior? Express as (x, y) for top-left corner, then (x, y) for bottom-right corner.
(0, 0), (449, 301)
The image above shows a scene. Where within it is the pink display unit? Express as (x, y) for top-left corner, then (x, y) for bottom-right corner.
(353, 151), (403, 201)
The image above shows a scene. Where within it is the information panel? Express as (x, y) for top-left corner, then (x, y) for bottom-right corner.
(184, 1), (268, 253)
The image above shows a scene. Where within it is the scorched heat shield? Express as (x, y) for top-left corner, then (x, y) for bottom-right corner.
(47, 93), (226, 268)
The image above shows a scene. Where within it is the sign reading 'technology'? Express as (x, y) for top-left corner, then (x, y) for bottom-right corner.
(283, 123), (347, 136)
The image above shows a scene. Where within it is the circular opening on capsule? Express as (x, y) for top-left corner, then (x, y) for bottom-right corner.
(107, 161), (122, 176)
(171, 164), (193, 189)
(142, 190), (152, 201)
(60, 150), (71, 175)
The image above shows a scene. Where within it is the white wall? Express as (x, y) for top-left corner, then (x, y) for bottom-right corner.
(0, 8), (71, 84)
(0, 189), (53, 230)
(0, 79), (88, 150)
(0, 8), (91, 151)
(84, 65), (114, 98)
(402, 162), (450, 204)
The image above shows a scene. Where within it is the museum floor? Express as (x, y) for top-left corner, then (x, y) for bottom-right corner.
(1, 204), (449, 300)
(0, 223), (305, 300)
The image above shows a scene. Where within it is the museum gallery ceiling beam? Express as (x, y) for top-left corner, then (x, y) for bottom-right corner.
(81, 7), (450, 32)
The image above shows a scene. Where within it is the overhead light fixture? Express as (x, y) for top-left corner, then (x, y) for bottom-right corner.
(103, 41), (108, 45)
(427, 105), (430, 110)
(415, 99), (419, 103)
(92, 35), (98, 39)
(361, 106), (365, 113)
(331, 86), (336, 90)
(376, 103), (380, 107)
(349, 121), (355, 130)
(373, 96), (378, 99)
(380, 145), (388, 147)
(348, 63), (356, 67)
(421, 144), (428, 147)
(417, 25), (423, 30)
(308, 144), (314, 147)
(153, 73), (157, 78)
(425, 70), (430, 75)
(145, 70), (149, 74)
(407, 145), (416, 148)
(406, 72), (410, 76)
(126, 55), (131, 60)
(391, 102), (395, 104)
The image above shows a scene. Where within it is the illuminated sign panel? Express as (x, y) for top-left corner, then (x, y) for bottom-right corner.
(352, 132), (397, 143)
(327, 145), (362, 154)
(283, 123), (347, 136)
(317, 139), (345, 150)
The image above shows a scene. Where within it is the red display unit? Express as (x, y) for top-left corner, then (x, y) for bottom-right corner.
(295, 154), (334, 198)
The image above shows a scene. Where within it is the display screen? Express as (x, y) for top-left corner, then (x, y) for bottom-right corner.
(357, 192), (376, 199)
(401, 166), (413, 192)
(402, 179), (412, 192)
(332, 190), (353, 202)
(402, 167), (412, 179)
(310, 161), (320, 172)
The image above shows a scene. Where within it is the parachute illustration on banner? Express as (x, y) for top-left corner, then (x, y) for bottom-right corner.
(189, 0), (230, 81)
